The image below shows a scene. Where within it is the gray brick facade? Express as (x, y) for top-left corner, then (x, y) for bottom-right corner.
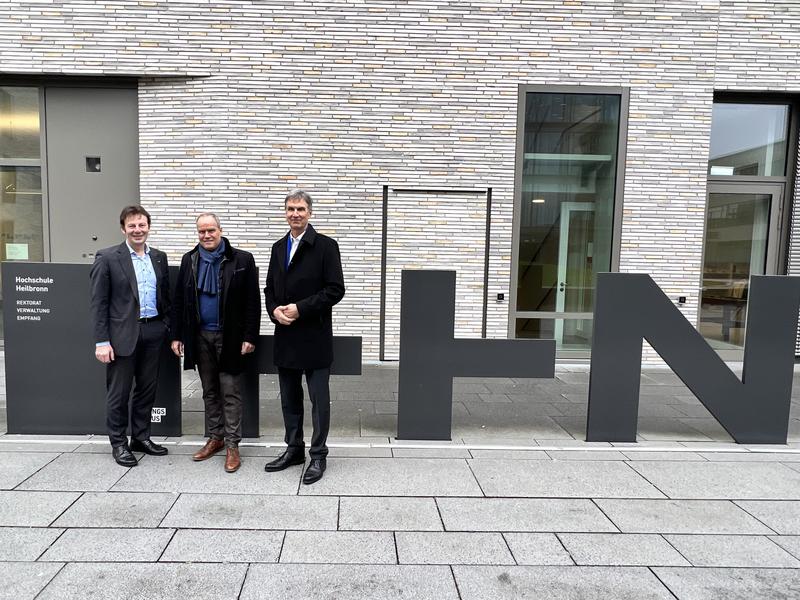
(2, 1), (799, 361)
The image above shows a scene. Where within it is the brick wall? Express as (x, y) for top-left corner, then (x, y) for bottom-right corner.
(2, 0), (799, 361)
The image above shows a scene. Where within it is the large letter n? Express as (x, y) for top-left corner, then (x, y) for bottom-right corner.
(586, 274), (800, 444)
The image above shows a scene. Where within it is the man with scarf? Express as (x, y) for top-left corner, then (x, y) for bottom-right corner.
(170, 213), (260, 472)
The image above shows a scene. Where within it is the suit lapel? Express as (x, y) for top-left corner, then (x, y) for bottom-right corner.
(116, 243), (139, 300)
(278, 234), (289, 274)
(151, 249), (163, 305)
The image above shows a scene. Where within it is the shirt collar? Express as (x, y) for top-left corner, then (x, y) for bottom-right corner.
(290, 228), (307, 243)
(126, 241), (150, 256)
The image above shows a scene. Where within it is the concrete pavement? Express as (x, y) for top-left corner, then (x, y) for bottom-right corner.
(1, 359), (800, 598)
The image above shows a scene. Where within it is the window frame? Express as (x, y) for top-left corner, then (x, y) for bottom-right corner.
(508, 84), (629, 357)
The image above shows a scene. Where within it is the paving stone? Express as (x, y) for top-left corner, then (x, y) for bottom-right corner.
(111, 453), (300, 494)
(454, 415), (574, 439)
(675, 418), (735, 441)
(281, 531), (396, 564)
(653, 567), (800, 600)
(503, 533), (574, 565)
(453, 566), (674, 599)
(52, 491), (178, 528)
(0, 562), (64, 600)
(558, 533), (690, 566)
(240, 564), (459, 599)
(0, 452), (58, 489)
(297, 458), (482, 497)
(327, 446), (393, 458)
(0, 490), (79, 526)
(37, 562), (247, 599)
(736, 500), (800, 535)
(16, 454), (126, 492)
(635, 418), (712, 442)
(437, 498), (616, 532)
(0, 442), (79, 453)
(545, 450), (627, 461)
(629, 461), (800, 499)
(397, 532), (513, 565)
(698, 451), (800, 462)
(664, 534), (800, 567)
(161, 493), (338, 530)
(468, 459), (663, 498)
(460, 435), (539, 446)
(0, 527), (63, 560)
(468, 450), (549, 459)
(339, 497), (443, 531)
(72, 444), (121, 454)
(769, 535), (800, 560)
(160, 529), (283, 563)
(39, 528), (174, 562)
(596, 500), (773, 534)
(620, 451), (706, 461)
(391, 447), (472, 458)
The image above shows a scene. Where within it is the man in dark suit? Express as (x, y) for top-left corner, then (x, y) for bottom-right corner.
(264, 189), (345, 484)
(90, 205), (171, 467)
(170, 213), (260, 473)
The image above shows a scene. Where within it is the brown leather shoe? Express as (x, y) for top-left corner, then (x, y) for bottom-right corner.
(225, 447), (241, 473)
(192, 438), (225, 461)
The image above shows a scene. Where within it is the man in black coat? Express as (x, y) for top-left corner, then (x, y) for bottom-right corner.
(264, 189), (345, 484)
(90, 205), (171, 467)
(170, 213), (260, 473)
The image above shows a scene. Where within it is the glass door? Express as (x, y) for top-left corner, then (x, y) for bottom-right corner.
(699, 182), (783, 358)
(511, 90), (623, 356)
(553, 202), (594, 346)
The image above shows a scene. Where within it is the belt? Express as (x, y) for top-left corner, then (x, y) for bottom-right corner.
(138, 315), (163, 323)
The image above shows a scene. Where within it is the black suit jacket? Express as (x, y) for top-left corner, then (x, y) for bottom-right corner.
(89, 242), (171, 357)
(171, 238), (261, 375)
(264, 224), (345, 369)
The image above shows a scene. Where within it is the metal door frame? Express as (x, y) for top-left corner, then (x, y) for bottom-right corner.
(698, 181), (785, 359)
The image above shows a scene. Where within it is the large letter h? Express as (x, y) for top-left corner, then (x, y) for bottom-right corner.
(397, 270), (555, 440)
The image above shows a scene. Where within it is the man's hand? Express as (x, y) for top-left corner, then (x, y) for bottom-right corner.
(241, 342), (255, 355)
(273, 306), (295, 326)
(171, 341), (184, 357)
(283, 303), (299, 320)
(95, 345), (115, 364)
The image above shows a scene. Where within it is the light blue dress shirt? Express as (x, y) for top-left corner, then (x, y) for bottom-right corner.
(128, 242), (159, 319)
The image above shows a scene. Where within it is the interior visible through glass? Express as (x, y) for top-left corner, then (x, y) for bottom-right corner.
(515, 92), (619, 348)
(699, 192), (771, 349)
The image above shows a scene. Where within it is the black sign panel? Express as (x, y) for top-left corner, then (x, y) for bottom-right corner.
(2, 262), (181, 436)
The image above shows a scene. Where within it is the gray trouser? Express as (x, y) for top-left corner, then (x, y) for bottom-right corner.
(196, 329), (242, 448)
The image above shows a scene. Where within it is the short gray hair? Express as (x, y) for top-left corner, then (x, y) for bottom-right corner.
(285, 189), (312, 209)
(196, 212), (221, 228)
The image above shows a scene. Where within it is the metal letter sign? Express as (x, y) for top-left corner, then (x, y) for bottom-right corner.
(397, 270), (555, 440)
(586, 273), (800, 444)
(397, 270), (799, 444)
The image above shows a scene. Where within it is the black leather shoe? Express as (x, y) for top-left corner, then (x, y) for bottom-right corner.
(130, 438), (168, 456)
(112, 445), (138, 467)
(302, 458), (326, 485)
(264, 450), (305, 472)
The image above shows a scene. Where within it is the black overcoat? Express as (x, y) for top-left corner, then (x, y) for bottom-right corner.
(264, 224), (345, 370)
(171, 238), (261, 375)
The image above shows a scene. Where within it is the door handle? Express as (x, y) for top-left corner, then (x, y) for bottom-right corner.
(559, 282), (566, 292)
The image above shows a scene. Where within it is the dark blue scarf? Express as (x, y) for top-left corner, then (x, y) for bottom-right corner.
(197, 239), (226, 295)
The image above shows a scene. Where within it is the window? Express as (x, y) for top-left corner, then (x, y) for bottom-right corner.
(0, 86), (44, 262)
(511, 88), (625, 354)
